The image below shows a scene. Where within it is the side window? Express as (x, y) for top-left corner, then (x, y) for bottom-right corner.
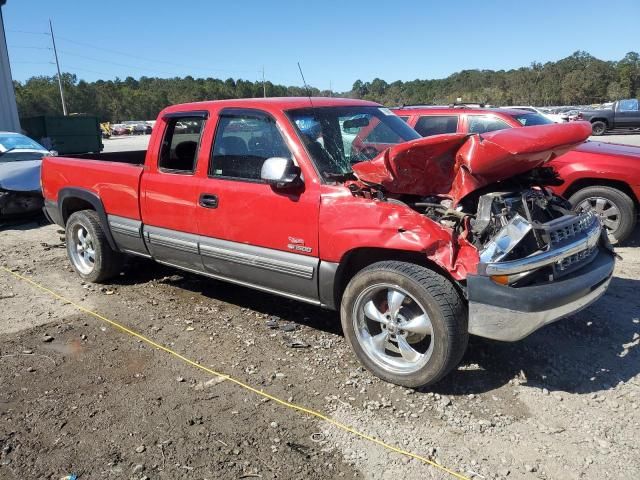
(414, 115), (459, 137)
(618, 99), (639, 112)
(159, 116), (205, 173)
(398, 116), (410, 123)
(210, 111), (292, 181)
(467, 116), (511, 134)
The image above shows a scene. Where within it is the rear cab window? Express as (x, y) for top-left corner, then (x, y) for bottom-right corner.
(210, 109), (293, 181)
(159, 115), (206, 173)
(414, 115), (459, 137)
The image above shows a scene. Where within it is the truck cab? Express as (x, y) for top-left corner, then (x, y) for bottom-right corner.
(41, 98), (615, 388)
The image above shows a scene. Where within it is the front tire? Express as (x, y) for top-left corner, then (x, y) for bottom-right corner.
(66, 210), (124, 283)
(340, 261), (468, 388)
(591, 120), (607, 136)
(569, 186), (637, 244)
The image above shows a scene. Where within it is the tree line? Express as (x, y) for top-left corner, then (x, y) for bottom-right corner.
(13, 50), (640, 122)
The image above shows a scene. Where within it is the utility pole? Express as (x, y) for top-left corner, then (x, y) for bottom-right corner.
(262, 66), (266, 98)
(329, 80), (332, 97)
(49, 19), (67, 116)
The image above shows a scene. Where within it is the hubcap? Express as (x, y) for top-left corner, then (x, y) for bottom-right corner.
(353, 284), (434, 375)
(69, 224), (96, 274)
(577, 196), (620, 241)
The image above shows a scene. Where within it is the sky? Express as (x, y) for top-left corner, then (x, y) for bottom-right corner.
(3, 0), (640, 92)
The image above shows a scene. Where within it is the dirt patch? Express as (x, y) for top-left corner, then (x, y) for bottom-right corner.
(1, 221), (639, 479)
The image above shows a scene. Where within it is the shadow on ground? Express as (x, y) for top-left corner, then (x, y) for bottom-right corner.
(113, 258), (640, 397)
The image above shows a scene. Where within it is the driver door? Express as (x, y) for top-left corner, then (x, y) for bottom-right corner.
(195, 108), (321, 302)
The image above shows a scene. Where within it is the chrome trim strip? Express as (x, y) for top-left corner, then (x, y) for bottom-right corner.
(147, 233), (199, 254)
(468, 275), (611, 341)
(481, 218), (601, 276)
(200, 244), (314, 279)
(155, 259), (321, 306)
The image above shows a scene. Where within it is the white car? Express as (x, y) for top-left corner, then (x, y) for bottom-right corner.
(500, 106), (567, 123)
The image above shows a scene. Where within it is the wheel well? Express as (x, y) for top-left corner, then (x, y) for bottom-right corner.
(333, 247), (459, 308)
(563, 178), (639, 206)
(61, 197), (95, 224)
(590, 118), (608, 126)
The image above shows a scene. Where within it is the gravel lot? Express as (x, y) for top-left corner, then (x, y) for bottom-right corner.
(0, 133), (638, 480)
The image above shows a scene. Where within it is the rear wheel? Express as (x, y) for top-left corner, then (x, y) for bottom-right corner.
(66, 210), (124, 283)
(590, 120), (607, 136)
(340, 261), (468, 388)
(569, 186), (637, 244)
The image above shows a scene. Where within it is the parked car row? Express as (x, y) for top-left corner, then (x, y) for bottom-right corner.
(109, 121), (154, 136)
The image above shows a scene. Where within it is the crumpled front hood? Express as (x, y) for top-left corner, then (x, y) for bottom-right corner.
(0, 160), (42, 192)
(352, 122), (592, 204)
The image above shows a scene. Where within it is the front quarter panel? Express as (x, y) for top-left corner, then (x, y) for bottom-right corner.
(318, 185), (479, 280)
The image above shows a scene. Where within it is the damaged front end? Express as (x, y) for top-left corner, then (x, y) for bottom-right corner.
(350, 122), (615, 341)
(0, 189), (44, 218)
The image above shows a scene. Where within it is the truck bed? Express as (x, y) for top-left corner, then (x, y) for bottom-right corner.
(65, 150), (147, 165)
(41, 151), (145, 220)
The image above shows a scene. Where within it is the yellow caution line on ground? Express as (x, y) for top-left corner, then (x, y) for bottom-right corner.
(1, 266), (471, 480)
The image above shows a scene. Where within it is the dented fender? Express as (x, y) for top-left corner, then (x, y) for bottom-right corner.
(318, 185), (479, 281)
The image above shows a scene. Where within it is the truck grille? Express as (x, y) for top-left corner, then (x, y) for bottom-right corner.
(557, 245), (598, 272)
(549, 210), (597, 245)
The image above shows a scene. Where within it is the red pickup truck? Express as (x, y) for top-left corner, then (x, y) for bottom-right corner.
(392, 105), (640, 243)
(42, 98), (615, 388)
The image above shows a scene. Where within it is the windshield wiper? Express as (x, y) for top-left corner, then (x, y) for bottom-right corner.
(0, 148), (16, 157)
(323, 171), (355, 181)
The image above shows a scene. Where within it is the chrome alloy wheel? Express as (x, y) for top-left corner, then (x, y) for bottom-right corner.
(577, 196), (620, 240)
(69, 224), (96, 274)
(352, 283), (434, 375)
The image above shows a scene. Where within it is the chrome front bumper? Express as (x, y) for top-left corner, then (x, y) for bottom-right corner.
(468, 212), (615, 342)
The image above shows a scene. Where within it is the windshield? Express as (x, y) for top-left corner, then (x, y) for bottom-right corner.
(0, 134), (48, 162)
(286, 106), (420, 178)
(510, 113), (554, 127)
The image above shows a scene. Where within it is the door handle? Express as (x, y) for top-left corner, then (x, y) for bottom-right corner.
(199, 193), (219, 209)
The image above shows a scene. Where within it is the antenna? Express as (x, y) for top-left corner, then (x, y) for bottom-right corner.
(297, 62), (314, 107)
(262, 65), (266, 98)
(49, 19), (67, 116)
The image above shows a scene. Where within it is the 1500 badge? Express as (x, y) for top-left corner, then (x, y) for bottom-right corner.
(287, 237), (312, 253)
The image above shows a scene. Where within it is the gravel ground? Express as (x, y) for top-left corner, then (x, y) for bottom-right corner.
(0, 218), (638, 479)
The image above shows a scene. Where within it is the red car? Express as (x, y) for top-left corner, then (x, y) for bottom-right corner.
(41, 98), (614, 388)
(392, 105), (640, 243)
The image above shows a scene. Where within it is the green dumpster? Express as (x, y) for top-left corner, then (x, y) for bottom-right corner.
(20, 115), (103, 154)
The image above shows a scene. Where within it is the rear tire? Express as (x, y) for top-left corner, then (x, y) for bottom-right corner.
(569, 186), (637, 244)
(340, 261), (468, 388)
(65, 210), (124, 283)
(590, 120), (607, 136)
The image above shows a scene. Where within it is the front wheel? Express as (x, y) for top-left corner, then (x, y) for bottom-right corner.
(340, 261), (468, 388)
(66, 210), (124, 283)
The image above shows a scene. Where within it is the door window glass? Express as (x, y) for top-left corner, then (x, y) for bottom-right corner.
(467, 116), (512, 134)
(618, 99), (639, 112)
(159, 116), (205, 173)
(210, 110), (292, 181)
(414, 115), (459, 137)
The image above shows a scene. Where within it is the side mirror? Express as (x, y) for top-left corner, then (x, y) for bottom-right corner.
(261, 157), (302, 189)
(49, 150), (59, 157)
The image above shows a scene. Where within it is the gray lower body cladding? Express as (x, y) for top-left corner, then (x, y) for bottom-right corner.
(106, 216), (337, 308)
